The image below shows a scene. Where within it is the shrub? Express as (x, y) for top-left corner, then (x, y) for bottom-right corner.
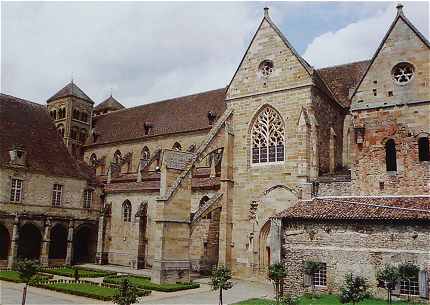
(340, 273), (368, 305)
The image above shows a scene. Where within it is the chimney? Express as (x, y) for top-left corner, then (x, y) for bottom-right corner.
(264, 7), (270, 18)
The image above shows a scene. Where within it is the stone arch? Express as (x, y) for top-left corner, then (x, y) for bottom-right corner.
(172, 142), (182, 151)
(199, 195), (210, 208)
(73, 223), (97, 264)
(18, 223), (42, 260)
(49, 223), (67, 260)
(258, 220), (271, 272)
(248, 104), (286, 165)
(0, 223), (10, 261)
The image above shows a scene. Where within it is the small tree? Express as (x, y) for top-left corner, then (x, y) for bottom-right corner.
(210, 265), (233, 305)
(398, 262), (419, 302)
(340, 273), (368, 305)
(14, 259), (39, 305)
(376, 264), (400, 304)
(73, 268), (80, 281)
(268, 263), (288, 304)
(112, 278), (139, 305)
(304, 261), (322, 295)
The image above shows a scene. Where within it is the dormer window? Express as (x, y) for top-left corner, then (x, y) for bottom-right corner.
(9, 145), (26, 166)
(207, 111), (217, 125)
(144, 122), (153, 135)
(392, 62), (414, 85)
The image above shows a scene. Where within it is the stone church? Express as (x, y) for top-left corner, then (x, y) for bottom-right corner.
(1, 4), (429, 301)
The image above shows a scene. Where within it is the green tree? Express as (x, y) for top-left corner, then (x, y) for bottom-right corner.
(340, 273), (368, 305)
(210, 265), (233, 305)
(398, 262), (419, 302)
(268, 262), (288, 304)
(14, 259), (39, 305)
(304, 261), (322, 295)
(73, 268), (80, 281)
(112, 278), (139, 305)
(376, 264), (400, 304)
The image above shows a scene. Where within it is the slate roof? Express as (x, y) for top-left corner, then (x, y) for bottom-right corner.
(276, 196), (430, 221)
(317, 60), (370, 108)
(47, 81), (94, 104)
(88, 88), (226, 146)
(0, 93), (92, 179)
(94, 95), (125, 112)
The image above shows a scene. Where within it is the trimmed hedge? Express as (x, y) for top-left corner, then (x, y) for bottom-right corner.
(40, 266), (115, 278)
(0, 271), (53, 284)
(103, 275), (200, 292)
(31, 280), (150, 301)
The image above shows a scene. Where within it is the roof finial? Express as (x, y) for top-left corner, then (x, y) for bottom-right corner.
(396, 3), (404, 16)
(71, 72), (74, 84)
(110, 87), (113, 97)
(264, 7), (269, 18)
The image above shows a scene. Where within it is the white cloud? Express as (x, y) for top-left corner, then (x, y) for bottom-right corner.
(1, 2), (258, 106)
(303, 2), (429, 68)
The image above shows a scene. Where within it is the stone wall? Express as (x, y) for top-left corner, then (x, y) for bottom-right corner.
(282, 220), (430, 301)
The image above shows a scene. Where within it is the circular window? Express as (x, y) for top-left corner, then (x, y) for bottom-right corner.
(259, 60), (274, 77)
(392, 62), (415, 85)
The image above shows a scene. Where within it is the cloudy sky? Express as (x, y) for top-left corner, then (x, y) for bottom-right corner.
(1, 1), (428, 107)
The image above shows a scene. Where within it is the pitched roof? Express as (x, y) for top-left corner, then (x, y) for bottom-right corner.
(94, 95), (125, 112)
(317, 60), (370, 108)
(351, 5), (430, 100)
(47, 81), (94, 104)
(0, 93), (90, 179)
(88, 88), (226, 146)
(276, 196), (430, 221)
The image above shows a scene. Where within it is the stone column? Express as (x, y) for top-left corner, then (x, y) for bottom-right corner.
(65, 220), (74, 265)
(269, 218), (282, 265)
(8, 215), (19, 269)
(40, 218), (52, 267)
(96, 214), (107, 265)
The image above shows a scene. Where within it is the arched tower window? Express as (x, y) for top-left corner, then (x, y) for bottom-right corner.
(79, 129), (87, 144)
(173, 142), (182, 151)
(251, 106), (285, 164)
(57, 124), (65, 138)
(418, 136), (430, 161)
(141, 146), (150, 161)
(122, 200), (132, 222)
(90, 153), (97, 167)
(113, 150), (122, 164)
(385, 139), (397, 171)
(199, 195), (210, 207)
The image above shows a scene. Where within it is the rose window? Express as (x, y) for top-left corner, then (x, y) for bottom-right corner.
(392, 62), (414, 85)
(259, 60), (274, 78)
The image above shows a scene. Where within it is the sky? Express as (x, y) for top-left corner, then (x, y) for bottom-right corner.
(1, 1), (429, 107)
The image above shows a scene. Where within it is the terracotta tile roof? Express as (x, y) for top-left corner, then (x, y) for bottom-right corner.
(276, 196), (430, 221)
(94, 95), (125, 112)
(47, 81), (94, 104)
(317, 60), (370, 108)
(105, 181), (160, 193)
(0, 94), (88, 179)
(88, 88), (226, 146)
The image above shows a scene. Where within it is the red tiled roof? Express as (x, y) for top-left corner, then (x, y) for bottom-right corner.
(105, 181), (160, 193)
(0, 94), (88, 179)
(88, 88), (226, 146)
(276, 196), (430, 221)
(317, 60), (370, 108)
(47, 81), (94, 104)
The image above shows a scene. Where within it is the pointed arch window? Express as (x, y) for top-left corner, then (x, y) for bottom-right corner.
(173, 142), (182, 151)
(113, 150), (122, 164)
(141, 146), (150, 161)
(90, 153), (97, 167)
(251, 106), (285, 164)
(122, 200), (132, 222)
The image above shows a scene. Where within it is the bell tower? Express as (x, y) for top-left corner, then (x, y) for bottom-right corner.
(46, 81), (94, 159)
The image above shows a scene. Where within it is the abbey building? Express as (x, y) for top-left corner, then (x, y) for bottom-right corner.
(1, 5), (429, 301)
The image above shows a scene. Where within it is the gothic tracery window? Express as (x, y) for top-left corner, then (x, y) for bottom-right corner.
(392, 62), (414, 85)
(122, 200), (132, 222)
(259, 60), (274, 78)
(251, 106), (285, 164)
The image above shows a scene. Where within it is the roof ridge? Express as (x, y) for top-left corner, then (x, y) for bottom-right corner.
(98, 87), (226, 116)
(318, 198), (430, 213)
(317, 59), (371, 71)
(0, 93), (44, 109)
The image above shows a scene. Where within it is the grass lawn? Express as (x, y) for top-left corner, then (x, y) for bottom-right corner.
(233, 295), (423, 305)
(40, 266), (115, 278)
(103, 275), (200, 292)
(0, 270), (52, 283)
(33, 282), (149, 301)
